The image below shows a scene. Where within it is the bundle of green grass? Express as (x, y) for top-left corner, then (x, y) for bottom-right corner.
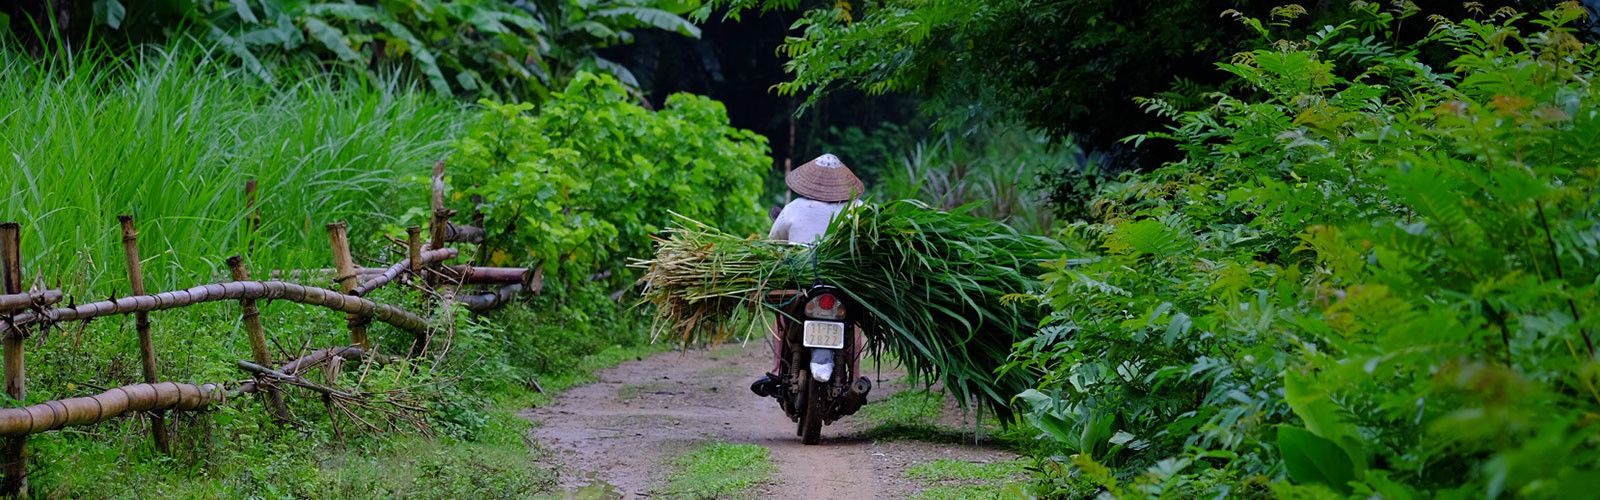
(634, 200), (1061, 415)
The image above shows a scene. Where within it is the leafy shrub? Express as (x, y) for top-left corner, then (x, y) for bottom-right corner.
(452, 71), (769, 281)
(1011, 3), (1600, 498)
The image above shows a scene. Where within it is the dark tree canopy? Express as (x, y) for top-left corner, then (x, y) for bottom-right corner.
(702, 0), (1583, 170)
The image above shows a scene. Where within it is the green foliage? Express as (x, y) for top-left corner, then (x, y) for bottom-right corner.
(0, 41), (669, 497)
(877, 129), (1063, 235)
(53, 0), (703, 100)
(1011, 3), (1600, 498)
(452, 71), (769, 281)
(664, 442), (775, 499)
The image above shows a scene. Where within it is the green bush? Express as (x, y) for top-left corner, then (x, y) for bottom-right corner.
(1012, 4), (1600, 498)
(452, 71), (769, 282)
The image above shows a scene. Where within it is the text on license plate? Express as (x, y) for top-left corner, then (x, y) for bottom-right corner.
(802, 321), (846, 348)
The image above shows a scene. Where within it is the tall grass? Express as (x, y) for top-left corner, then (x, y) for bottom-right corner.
(0, 45), (468, 295)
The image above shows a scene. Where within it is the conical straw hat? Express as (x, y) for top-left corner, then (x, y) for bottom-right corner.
(786, 153), (866, 202)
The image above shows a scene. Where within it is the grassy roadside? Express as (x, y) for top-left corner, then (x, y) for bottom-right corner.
(0, 44), (674, 498)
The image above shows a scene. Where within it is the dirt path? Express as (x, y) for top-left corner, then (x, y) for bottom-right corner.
(521, 342), (1016, 499)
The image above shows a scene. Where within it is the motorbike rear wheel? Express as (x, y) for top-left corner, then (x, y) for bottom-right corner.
(800, 370), (824, 445)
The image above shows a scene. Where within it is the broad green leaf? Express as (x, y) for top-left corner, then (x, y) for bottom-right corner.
(93, 0), (126, 29)
(302, 18), (364, 63)
(594, 7), (703, 38)
(1279, 425), (1356, 494)
(377, 20), (451, 95)
(302, 4), (380, 21)
(230, 0), (259, 24)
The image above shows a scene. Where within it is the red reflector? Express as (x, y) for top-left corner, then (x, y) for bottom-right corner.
(819, 294), (837, 310)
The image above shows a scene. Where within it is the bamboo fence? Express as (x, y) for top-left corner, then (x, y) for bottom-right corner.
(0, 162), (535, 496)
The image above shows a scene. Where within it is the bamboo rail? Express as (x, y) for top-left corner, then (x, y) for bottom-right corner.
(350, 248), (458, 297)
(0, 382), (226, 437)
(457, 284), (524, 312)
(0, 281), (431, 336)
(0, 290), (61, 312)
(438, 266), (532, 286)
(444, 224), (484, 243)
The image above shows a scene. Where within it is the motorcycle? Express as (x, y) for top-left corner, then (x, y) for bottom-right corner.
(752, 284), (872, 444)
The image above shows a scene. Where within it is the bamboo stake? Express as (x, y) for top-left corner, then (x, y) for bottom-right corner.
(0, 222), (26, 496)
(429, 162), (449, 252)
(427, 162), (456, 290)
(326, 223), (369, 348)
(406, 226), (423, 277)
(117, 215), (169, 455)
(227, 256), (288, 422)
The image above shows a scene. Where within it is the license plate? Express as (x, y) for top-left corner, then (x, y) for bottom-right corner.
(802, 321), (846, 348)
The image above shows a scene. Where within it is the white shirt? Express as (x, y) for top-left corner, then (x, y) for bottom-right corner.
(768, 198), (863, 244)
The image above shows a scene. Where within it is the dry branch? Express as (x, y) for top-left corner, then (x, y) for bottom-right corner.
(234, 346), (393, 394)
(0, 382), (227, 437)
(238, 361), (358, 399)
(0, 281), (431, 337)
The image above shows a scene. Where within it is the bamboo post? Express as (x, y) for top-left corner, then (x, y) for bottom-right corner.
(326, 223), (368, 348)
(226, 256), (288, 422)
(117, 215), (170, 455)
(429, 161), (448, 251)
(427, 162), (457, 290)
(406, 226), (423, 277)
(0, 222), (26, 496)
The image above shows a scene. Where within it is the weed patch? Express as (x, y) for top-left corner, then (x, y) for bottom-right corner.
(662, 443), (774, 499)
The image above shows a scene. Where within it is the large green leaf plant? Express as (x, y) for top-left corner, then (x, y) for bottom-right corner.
(81, 0), (701, 100)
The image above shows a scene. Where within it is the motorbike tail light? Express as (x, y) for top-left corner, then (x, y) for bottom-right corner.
(805, 293), (846, 320)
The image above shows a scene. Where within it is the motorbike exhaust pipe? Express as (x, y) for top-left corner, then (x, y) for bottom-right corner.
(834, 377), (872, 416)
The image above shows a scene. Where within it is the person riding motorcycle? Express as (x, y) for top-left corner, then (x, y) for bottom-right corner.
(751, 153), (868, 397)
